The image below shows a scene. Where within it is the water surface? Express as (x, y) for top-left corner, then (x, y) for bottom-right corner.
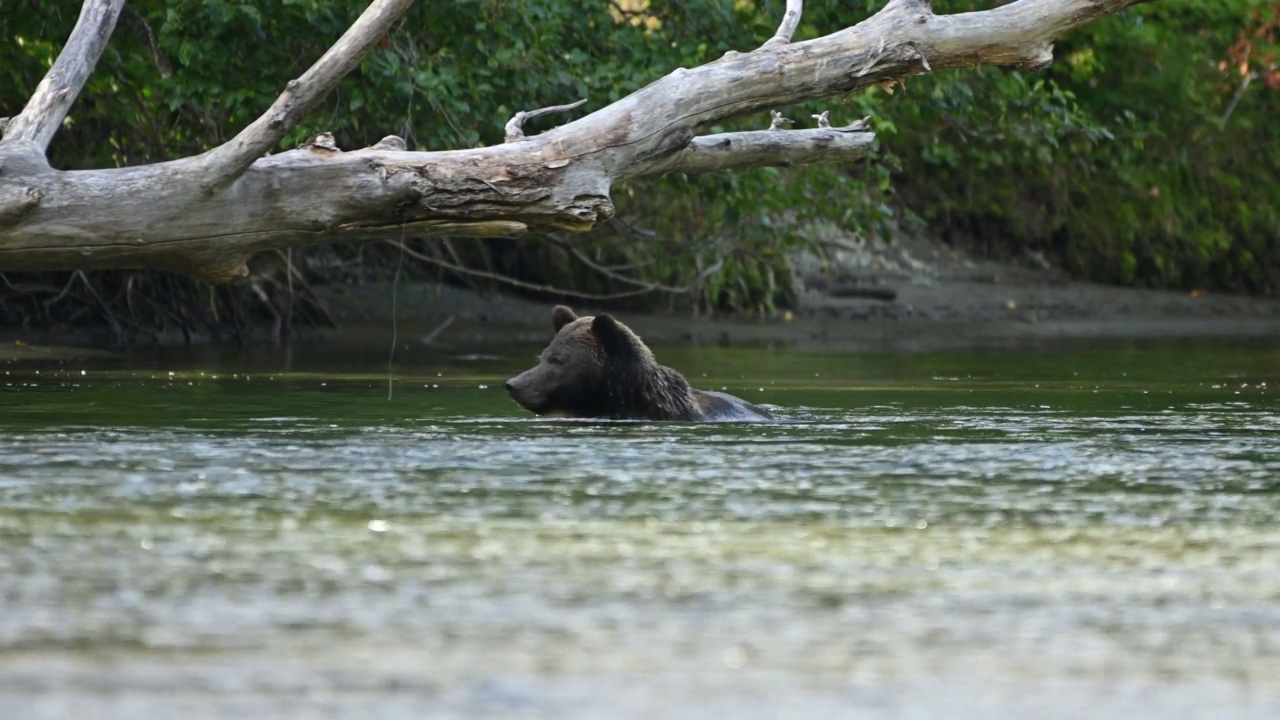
(2, 338), (1278, 718)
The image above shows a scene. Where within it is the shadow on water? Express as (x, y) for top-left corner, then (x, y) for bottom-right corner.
(1, 335), (1279, 719)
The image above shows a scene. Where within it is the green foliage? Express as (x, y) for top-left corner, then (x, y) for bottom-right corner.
(867, 0), (1280, 293)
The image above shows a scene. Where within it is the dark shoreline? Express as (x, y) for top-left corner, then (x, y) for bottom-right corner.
(5, 274), (1280, 363)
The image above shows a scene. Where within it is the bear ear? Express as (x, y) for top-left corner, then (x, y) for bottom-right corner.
(591, 314), (639, 359)
(552, 305), (578, 332)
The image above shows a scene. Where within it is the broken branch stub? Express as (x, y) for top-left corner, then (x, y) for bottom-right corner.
(504, 99), (589, 143)
(763, 0), (804, 47)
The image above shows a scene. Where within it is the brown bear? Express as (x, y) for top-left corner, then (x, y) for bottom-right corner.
(506, 306), (771, 421)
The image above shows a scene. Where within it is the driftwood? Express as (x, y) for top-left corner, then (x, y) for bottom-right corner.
(0, 0), (1150, 283)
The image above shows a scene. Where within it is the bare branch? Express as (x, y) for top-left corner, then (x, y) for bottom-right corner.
(540, 0), (1147, 184)
(1217, 70), (1257, 130)
(193, 0), (414, 191)
(382, 239), (662, 301)
(121, 6), (173, 79)
(555, 236), (723, 294)
(640, 125), (874, 178)
(0, 0), (126, 154)
(504, 99), (589, 143)
(882, 0), (934, 12)
(764, 0), (804, 47)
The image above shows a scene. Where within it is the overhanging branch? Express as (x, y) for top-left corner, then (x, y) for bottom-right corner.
(0, 0), (126, 155)
(0, 0), (1155, 281)
(638, 124), (874, 178)
(192, 0), (414, 191)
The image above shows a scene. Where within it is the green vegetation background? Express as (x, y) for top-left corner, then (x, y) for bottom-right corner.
(2, 0), (1277, 326)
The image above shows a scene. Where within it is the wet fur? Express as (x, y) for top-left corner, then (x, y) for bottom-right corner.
(506, 306), (770, 422)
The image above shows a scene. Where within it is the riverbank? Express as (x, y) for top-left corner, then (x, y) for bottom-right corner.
(308, 229), (1280, 353)
(5, 232), (1280, 360)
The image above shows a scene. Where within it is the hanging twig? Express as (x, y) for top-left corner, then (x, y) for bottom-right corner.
(381, 239), (669, 300)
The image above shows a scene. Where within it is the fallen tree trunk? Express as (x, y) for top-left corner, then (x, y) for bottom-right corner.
(0, 0), (1151, 283)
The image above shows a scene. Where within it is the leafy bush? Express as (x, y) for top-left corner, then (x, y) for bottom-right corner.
(872, 0), (1280, 292)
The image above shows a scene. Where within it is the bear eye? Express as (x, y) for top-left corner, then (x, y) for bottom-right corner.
(548, 355), (565, 366)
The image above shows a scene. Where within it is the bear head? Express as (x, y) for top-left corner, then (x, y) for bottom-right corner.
(505, 305), (692, 419)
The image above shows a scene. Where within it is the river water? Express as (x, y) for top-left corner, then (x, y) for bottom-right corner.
(2, 336), (1278, 718)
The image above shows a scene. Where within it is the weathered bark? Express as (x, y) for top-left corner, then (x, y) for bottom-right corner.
(764, 0), (804, 46)
(191, 0), (416, 191)
(0, 0), (1152, 283)
(1, 0), (126, 155)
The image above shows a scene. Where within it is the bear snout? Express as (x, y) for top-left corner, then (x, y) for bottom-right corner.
(505, 371), (546, 412)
